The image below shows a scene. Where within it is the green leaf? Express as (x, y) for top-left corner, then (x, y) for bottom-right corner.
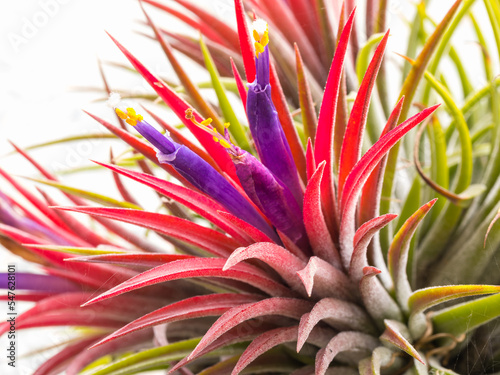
(82, 338), (200, 375)
(199, 36), (251, 151)
(409, 284), (500, 315)
(24, 245), (125, 256)
(432, 293), (500, 337)
(388, 199), (436, 314)
(24, 177), (142, 210)
(356, 33), (385, 84)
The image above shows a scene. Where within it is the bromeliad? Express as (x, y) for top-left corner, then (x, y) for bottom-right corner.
(1, 1), (500, 375)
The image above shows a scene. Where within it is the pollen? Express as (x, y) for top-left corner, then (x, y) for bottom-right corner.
(252, 19), (269, 57)
(115, 107), (143, 126)
(201, 118), (213, 126)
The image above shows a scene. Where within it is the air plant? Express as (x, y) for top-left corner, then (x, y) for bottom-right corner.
(1, 0), (500, 374)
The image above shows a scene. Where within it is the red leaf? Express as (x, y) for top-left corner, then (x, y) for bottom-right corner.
(233, 0), (256, 82)
(231, 58), (248, 111)
(339, 105), (439, 270)
(82, 258), (294, 306)
(350, 214), (397, 284)
(303, 162), (341, 267)
(305, 138), (316, 181)
(313, 8), (356, 230)
(223, 242), (307, 294)
(217, 210), (272, 245)
(338, 31), (390, 199)
(106, 33), (239, 182)
(188, 297), (313, 360)
(55, 206), (239, 258)
(93, 161), (250, 246)
(92, 293), (261, 348)
(358, 97), (404, 226)
(141, 0), (228, 47)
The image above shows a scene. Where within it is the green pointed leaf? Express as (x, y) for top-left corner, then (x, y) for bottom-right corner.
(24, 245), (126, 256)
(199, 36), (250, 151)
(380, 319), (425, 364)
(23, 177), (143, 210)
(432, 292), (500, 337)
(409, 285), (500, 315)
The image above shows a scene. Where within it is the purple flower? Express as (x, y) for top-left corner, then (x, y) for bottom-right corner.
(246, 21), (303, 207)
(231, 149), (309, 249)
(115, 107), (279, 242)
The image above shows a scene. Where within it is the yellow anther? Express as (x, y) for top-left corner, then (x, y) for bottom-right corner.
(253, 29), (260, 42)
(116, 108), (127, 120)
(261, 31), (269, 47)
(255, 42), (264, 56)
(213, 136), (219, 142)
(224, 122), (230, 128)
(201, 118), (213, 126)
(252, 19), (269, 57)
(219, 139), (231, 149)
(115, 107), (143, 126)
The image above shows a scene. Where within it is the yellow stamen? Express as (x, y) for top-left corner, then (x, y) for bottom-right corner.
(253, 29), (260, 42)
(252, 20), (269, 57)
(115, 107), (143, 126)
(185, 108), (235, 151)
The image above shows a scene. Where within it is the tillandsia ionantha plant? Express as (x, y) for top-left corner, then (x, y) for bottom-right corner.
(1, 0), (500, 374)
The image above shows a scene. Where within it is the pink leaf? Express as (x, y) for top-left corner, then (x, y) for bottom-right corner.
(82, 258), (294, 306)
(380, 320), (425, 364)
(297, 298), (375, 351)
(359, 267), (403, 329)
(217, 210), (273, 245)
(315, 331), (379, 375)
(231, 326), (300, 375)
(223, 242), (307, 294)
(91, 293), (260, 348)
(188, 297), (313, 360)
(296, 256), (356, 301)
(350, 214), (397, 284)
(303, 162), (341, 267)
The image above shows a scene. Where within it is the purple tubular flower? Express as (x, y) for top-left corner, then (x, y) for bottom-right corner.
(232, 149), (309, 249)
(117, 108), (279, 242)
(247, 25), (303, 207)
(0, 273), (80, 293)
